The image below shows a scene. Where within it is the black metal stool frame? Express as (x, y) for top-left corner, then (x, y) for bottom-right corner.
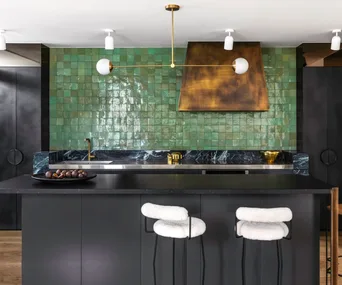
(144, 215), (205, 285)
(235, 217), (292, 285)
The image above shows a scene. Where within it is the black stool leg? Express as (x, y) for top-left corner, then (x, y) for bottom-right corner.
(242, 238), (246, 285)
(276, 240), (283, 285)
(183, 239), (187, 285)
(200, 235), (205, 285)
(173, 238), (176, 285)
(153, 235), (159, 285)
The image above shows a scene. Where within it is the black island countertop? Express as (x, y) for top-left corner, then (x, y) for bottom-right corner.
(0, 174), (332, 194)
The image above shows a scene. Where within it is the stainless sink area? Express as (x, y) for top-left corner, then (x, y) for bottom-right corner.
(61, 160), (113, 164)
(49, 160), (293, 171)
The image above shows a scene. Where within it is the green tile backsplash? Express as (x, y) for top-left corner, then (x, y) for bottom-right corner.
(50, 47), (296, 150)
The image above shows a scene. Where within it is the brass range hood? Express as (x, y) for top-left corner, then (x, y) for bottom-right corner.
(96, 4), (249, 75)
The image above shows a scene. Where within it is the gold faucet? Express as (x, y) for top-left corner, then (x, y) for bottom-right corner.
(167, 152), (183, 164)
(84, 138), (95, 161)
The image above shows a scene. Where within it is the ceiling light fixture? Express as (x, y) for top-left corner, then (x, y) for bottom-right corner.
(104, 29), (114, 50)
(331, 29), (341, 51)
(224, 29), (234, 50)
(96, 5), (249, 75)
(0, 30), (6, 51)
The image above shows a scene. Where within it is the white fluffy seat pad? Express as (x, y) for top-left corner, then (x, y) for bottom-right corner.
(236, 207), (293, 223)
(236, 221), (289, 241)
(153, 217), (206, 239)
(141, 203), (188, 221)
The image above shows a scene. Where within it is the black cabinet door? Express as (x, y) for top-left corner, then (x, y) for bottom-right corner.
(327, 67), (342, 200)
(82, 195), (141, 285)
(22, 195), (82, 285)
(15, 67), (41, 230)
(0, 68), (16, 181)
(303, 68), (330, 229)
(0, 68), (18, 229)
(303, 67), (342, 229)
(141, 195), (202, 285)
(16, 67), (41, 176)
(302, 68), (329, 183)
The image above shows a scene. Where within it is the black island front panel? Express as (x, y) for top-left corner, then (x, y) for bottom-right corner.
(22, 193), (319, 285)
(9, 174), (332, 285)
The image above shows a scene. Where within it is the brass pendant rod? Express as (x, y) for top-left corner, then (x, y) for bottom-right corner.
(165, 4), (179, 68)
(112, 64), (170, 68)
(171, 8), (175, 67)
(175, 64), (235, 67)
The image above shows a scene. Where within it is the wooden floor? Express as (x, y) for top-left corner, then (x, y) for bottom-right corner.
(0, 231), (21, 285)
(320, 233), (342, 285)
(0, 231), (340, 285)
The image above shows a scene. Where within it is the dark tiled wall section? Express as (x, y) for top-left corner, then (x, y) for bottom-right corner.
(50, 48), (296, 150)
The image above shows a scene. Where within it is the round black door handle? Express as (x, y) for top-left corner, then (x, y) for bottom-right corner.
(7, 149), (23, 166)
(320, 148), (338, 166)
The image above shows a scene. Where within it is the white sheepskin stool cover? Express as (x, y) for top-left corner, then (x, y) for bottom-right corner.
(154, 217), (206, 239)
(236, 221), (289, 241)
(236, 207), (292, 223)
(141, 203), (188, 221)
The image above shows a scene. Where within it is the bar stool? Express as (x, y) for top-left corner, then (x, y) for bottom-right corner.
(235, 207), (293, 285)
(141, 203), (206, 285)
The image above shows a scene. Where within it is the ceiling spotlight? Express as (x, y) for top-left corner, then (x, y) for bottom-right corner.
(331, 29), (341, 51)
(104, 29), (114, 50)
(0, 30), (6, 51)
(224, 29), (234, 50)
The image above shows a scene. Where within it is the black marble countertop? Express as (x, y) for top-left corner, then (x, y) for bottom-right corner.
(0, 174), (332, 195)
(34, 150), (309, 175)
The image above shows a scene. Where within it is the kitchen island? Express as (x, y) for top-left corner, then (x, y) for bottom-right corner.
(0, 174), (337, 285)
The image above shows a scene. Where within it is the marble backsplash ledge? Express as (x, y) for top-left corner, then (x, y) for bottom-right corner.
(33, 150), (309, 175)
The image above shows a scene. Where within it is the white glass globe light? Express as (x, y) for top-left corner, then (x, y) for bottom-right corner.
(96, 59), (112, 75)
(224, 35), (234, 50)
(331, 35), (341, 51)
(233, 58), (249, 74)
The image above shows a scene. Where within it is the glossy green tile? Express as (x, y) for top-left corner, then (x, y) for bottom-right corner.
(49, 47), (296, 150)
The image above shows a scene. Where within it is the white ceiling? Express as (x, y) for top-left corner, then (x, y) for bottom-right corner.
(1, 0), (341, 48)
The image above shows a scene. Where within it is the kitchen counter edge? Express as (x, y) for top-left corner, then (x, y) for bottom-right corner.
(0, 174), (332, 195)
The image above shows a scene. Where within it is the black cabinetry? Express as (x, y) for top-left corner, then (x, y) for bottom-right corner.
(82, 195), (141, 285)
(22, 195), (82, 285)
(299, 67), (342, 228)
(0, 67), (41, 229)
(22, 194), (320, 285)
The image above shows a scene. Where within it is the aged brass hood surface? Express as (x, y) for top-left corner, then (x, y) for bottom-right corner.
(178, 42), (269, 112)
